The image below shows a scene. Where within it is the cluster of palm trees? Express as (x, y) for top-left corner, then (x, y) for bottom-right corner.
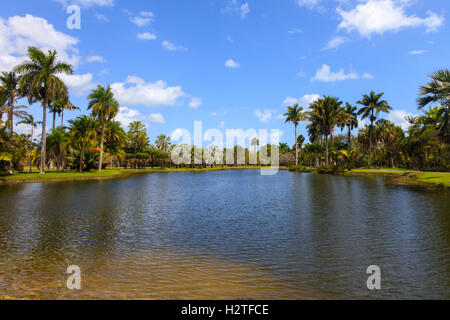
(1, 45), (449, 174)
(284, 69), (449, 170)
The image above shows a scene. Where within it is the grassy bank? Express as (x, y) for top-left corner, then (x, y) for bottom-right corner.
(0, 166), (287, 184)
(346, 168), (450, 189)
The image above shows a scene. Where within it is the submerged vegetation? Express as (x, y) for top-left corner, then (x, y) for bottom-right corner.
(0, 47), (449, 188)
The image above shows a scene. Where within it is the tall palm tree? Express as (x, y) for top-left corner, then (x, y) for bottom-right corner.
(128, 121), (147, 167)
(69, 116), (97, 173)
(0, 72), (28, 135)
(156, 134), (171, 152)
(418, 69), (449, 139)
(88, 85), (119, 171)
(341, 103), (359, 150)
(357, 91), (392, 166)
(15, 47), (73, 174)
(308, 96), (344, 165)
(251, 137), (259, 165)
(17, 114), (42, 172)
(283, 104), (306, 165)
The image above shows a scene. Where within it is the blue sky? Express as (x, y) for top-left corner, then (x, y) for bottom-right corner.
(1, 0), (449, 146)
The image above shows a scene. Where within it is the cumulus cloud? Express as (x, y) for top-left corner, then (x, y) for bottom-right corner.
(323, 36), (348, 50)
(311, 64), (360, 82)
(189, 97), (203, 109)
(162, 40), (187, 51)
(130, 11), (154, 27)
(388, 109), (417, 130)
(111, 76), (189, 107)
(225, 59), (240, 68)
(283, 94), (320, 110)
(58, 73), (96, 96)
(337, 0), (444, 37)
(137, 32), (157, 40)
(254, 109), (277, 123)
(170, 128), (189, 142)
(0, 14), (80, 71)
(116, 106), (165, 128)
(222, 0), (250, 19)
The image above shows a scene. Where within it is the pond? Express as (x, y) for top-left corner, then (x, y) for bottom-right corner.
(0, 170), (449, 299)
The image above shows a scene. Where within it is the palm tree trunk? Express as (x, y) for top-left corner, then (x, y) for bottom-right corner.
(295, 124), (298, 166)
(79, 147), (84, 173)
(98, 121), (106, 171)
(40, 101), (47, 174)
(8, 106), (13, 136)
(52, 112), (56, 130)
(369, 122), (373, 166)
(325, 135), (329, 165)
(348, 126), (352, 150)
(29, 126), (34, 173)
(61, 110), (64, 127)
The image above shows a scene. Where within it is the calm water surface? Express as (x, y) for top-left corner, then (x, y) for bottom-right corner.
(0, 170), (449, 299)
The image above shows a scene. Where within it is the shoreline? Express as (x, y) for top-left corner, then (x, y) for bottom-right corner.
(0, 166), (288, 185)
(0, 167), (448, 189)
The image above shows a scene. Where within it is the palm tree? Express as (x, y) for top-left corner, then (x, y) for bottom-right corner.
(69, 116), (97, 172)
(88, 85), (119, 171)
(284, 104), (306, 165)
(128, 121), (148, 168)
(156, 134), (171, 152)
(0, 72), (29, 135)
(47, 127), (71, 172)
(418, 69), (449, 139)
(251, 137), (259, 165)
(308, 96), (344, 165)
(49, 97), (77, 129)
(341, 103), (359, 150)
(357, 91), (392, 166)
(15, 47), (73, 174)
(297, 134), (305, 152)
(17, 114), (42, 172)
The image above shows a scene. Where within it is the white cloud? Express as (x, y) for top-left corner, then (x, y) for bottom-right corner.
(226, 35), (234, 44)
(254, 109), (276, 123)
(409, 50), (426, 55)
(55, 0), (113, 7)
(58, 73), (96, 96)
(0, 14), (81, 71)
(189, 97), (203, 109)
(148, 113), (165, 124)
(222, 0), (250, 19)
(387, 109), (417, 130)
(283, 94), (320, 109)
(219, 121), (225, 129)
(323, 36), (348, 50)
(130, 16), (152, 27)
(137, 32), (157, 40)
(337, 0), (444, 37)
(170, 128), (189, 141)
(111, 77), (187, 107)
(162, 40), (187, 51)
(116, 106), (165, 128)
(225, 59), (240, 68)
(363, 72), (373, 79)
(86, 55), (105, 63)
(311, 64), (359, 82)
(140, 11), (155, 18)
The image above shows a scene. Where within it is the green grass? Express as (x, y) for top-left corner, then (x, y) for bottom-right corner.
(348, 168), (450, 188)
